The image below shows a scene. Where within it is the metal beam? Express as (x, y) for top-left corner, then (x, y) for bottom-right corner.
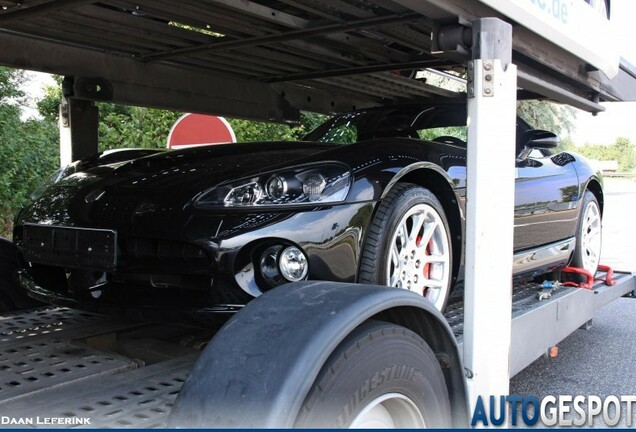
(0, 0), (630, 114)
(141, 13), (422, 61)
(0, 0), (94, 24)
(207, 0), (312, 29)
(206, 0), (435, 54)
(265, 58), (455, 83)
(0, 30), (303, 123)
(59, 94), (99, 165)
(517, 69), (604, 114)
(600, 59), (636, 103)
(272, 82), (379, 114)
(394, 0), (619, 103)
(463, 17), (516, 419)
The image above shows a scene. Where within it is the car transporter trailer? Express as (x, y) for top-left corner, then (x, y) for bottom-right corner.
(0, 0), (635, 427)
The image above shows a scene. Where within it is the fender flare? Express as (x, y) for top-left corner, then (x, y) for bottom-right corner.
(381, 161), (458, 199)
(168, 281), (468, 428)
(582, 175), (604, 214)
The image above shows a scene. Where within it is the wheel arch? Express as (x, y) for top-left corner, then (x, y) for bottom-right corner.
(168, 281), (468, 428)
(371, 305), (468, 426)
(381, 164), (464, 285)
(585, 177), (604, 215)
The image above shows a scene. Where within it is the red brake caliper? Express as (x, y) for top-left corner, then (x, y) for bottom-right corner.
(416, 235), (432, 295)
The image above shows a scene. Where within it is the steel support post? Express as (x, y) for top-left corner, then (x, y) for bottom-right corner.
(59, 79), (99, 166)
(463, 18), (517, 420)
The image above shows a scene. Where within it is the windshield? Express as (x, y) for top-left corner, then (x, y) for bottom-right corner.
(303, 104), (534, 152)
(304, 105), (468, 144)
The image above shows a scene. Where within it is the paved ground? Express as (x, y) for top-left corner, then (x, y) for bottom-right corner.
(595, 178), (636, 271)
(509, 177), (636, 427)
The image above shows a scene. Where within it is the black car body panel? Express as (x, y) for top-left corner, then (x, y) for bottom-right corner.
(13, 104), (602, 321)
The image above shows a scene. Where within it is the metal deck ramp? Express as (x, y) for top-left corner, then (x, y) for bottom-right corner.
(446, 271), (636, 376)
(0, 308), (199, 428)
(0, 272), (631, 427)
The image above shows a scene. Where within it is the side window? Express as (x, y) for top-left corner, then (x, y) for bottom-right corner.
(316, 121), (357, 144)
(528, 148), (546, 159)
(417, 126), (467, 142)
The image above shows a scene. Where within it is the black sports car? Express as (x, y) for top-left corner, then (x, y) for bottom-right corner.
(13, 103), (603, 320)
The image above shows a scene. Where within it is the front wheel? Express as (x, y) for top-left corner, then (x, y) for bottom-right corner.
(359, 183), (453, 311)
(571, 190), (602, 275)
(295, 320), (451, 428)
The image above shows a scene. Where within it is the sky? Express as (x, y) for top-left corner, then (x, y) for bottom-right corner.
(570, 0), (636, 146)
(20, 0), (636, 146)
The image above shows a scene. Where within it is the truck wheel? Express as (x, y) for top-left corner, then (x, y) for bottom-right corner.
(359, 183), (452, 311)
(571, 190), (602, 275)
(0, 253), (18, 312)
(296, 320), (451, 428)
(0, 290), (15, 313)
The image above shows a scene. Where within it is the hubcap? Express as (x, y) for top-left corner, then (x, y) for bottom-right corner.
(350, 393), (425, 428)
(580, 200), (602, 274)
(386, 204), (451, 310)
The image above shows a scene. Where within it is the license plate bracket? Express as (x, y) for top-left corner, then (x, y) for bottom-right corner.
(22, 224), (117, 271)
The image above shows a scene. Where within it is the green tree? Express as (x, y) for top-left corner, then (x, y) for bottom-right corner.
(228, 112), (327, 143)
(37, 78), (329, 149)
(0, 67), (25, 101)
(517, 100), (575, 153)
(517, 100), (575, 134)
(37, 81), (182, 150)
(36, 75), (63, 123)
(573, 137), (636, 172)
(98, 105), (181, 150)
(0, 67), (59, 237)
(613, 137), (636, 172)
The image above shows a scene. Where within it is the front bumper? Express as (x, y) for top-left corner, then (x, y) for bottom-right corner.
(15, 202), (375, 319)
(18, 270), (239, 326)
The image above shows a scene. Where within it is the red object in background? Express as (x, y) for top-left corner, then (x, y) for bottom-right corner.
(167, 113), (236, 149)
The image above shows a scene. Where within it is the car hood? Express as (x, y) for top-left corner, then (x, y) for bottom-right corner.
(76, 141), (336, 190)
(18, 141), (336, 230)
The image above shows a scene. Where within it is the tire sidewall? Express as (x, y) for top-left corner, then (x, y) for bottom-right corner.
(297, 321), (451, 428)
(572, 190), (601, 273)
(361, 184), (453, 310)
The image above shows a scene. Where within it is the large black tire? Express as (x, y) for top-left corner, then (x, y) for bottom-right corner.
(296, 320), (451, 428)
(0, 238), (19, 312)
(359, 183), (453, 311)
(0, 281), (17, 312)
(571, 190), (602, 275)
(0, 238), (41, 311)
(0, 237), (17, 281)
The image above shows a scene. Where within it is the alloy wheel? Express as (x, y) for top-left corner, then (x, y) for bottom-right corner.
(386, 203), (451, 310)
(350, 393), (426, 428)
(580, 200), (602, 274)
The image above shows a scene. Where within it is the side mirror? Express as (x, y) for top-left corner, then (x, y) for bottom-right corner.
(524, 129), (560, 149)
(517, 130), (560, 163)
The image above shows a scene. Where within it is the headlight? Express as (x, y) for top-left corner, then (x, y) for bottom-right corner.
(195, 162), (352, 208)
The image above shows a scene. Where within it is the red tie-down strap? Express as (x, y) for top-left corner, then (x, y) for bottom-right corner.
(596, 265), (616, 286)
(561, 265), (616, 289)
